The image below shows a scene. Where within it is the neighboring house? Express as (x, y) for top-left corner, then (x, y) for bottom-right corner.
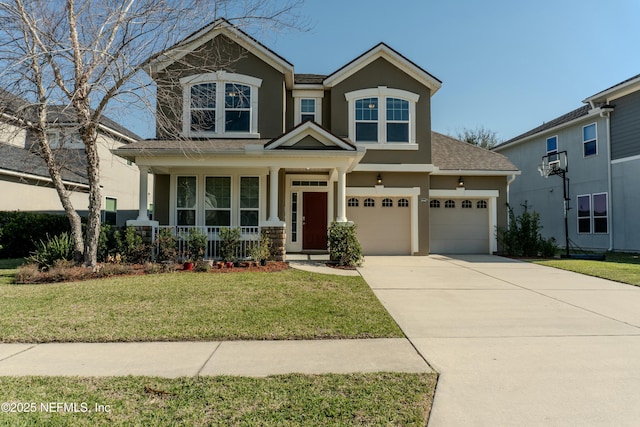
(116, 19), (518, 258)
(494, 73), (640, 252)
(0, 94), (149, 226)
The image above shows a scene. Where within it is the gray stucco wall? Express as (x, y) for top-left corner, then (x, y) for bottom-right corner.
(498, 115), (610, 251)
(611, 159), (640, 251)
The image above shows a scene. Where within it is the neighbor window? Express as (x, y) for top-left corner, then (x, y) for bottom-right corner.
(577, 195), (591, 234)
(546, 136), (558, 164)
(104, 197), (117, 226)
(346, 87), (419, 145)
(239, 176), (259, 227)
(204, 177), (231, 226)
(182, 72), (261, 137)
(578, 192), (608, 234)
(177, 176), (197, 226)
(583, 123), (597, 157)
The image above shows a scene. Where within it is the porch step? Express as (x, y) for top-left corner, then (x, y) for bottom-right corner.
(287, 253), (330, 261)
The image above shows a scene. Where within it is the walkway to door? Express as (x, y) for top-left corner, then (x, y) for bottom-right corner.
(358, 255), (640, 426)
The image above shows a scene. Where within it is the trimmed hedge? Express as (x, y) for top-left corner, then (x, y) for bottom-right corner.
(0, 211), (72, 258)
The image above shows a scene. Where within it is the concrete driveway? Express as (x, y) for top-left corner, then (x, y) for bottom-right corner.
(358, 255), (640, 427)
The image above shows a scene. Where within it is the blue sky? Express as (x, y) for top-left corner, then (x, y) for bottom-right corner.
(126, 0), (640, 141)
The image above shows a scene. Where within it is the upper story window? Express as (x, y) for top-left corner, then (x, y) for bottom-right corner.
(293, 90), (323, 125)
(346, 86), (419, 147)
(546, 135), (558, 165)
(583, 123), (597, 157)
(181, 72), (261, 138)
(300, 99), (316, 122)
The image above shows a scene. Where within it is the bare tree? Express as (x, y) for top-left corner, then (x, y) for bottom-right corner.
(0, 0), (305, 267)
(455, 125), (501, 149)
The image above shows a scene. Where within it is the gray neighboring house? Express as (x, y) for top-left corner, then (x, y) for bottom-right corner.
(494, 73), (640, 252)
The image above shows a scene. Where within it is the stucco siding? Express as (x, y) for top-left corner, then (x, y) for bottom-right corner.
(610, 90), (640, 160)
(0, 176), (88, 212)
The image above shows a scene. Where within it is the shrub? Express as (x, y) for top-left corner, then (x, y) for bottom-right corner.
(186, 228), (208, 261)
(248, 233), (271, 262)
(219, 227), (241, 262)
(14, 264), (40, 284)
(155, 227), (178, 263)
(0, 211), (71, 258)
(115, 226), (150, 264)
(95, 263), (134, 278)
(28, 233), (75, 271)
(328, 222), (363, 267)
(496, 202), (555, 257)
(194, 260), (210, 272)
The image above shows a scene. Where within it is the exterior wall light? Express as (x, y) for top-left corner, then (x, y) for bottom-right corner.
(376, 174), (383, 185)
(458, 176), (464, 187)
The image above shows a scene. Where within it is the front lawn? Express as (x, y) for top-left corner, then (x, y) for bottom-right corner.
(533, 252), (640, 286)
(0, 373), (437, 426)
(0, 267), (403, 342)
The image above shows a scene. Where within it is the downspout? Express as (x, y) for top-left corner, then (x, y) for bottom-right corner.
(506, 174), (516, 225)
(600, 105), (615, 251)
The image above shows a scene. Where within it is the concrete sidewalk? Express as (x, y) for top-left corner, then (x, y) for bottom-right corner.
(0, 339), (431, 378)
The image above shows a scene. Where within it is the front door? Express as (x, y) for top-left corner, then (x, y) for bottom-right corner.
(303, 192), (327, 250)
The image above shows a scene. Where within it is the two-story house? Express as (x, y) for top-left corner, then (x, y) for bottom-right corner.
(0, 92), (149, 226)
(494, 73), (640, 252)
(117, 19), (518, 258)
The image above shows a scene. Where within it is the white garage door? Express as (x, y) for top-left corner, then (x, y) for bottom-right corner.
(430, 199), (489, 253)
(347, 197), (411, 255)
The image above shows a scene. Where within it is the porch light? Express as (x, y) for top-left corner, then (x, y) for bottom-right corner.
(376, 174), (383, 185)
(458, 176), (464, 187)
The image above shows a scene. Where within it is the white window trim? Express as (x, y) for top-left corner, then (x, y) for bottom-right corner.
(103, 196), (118, 224)
(345, 86), (419, 146)
(546, 135), (559, 166)
(293, 89), (324, 125)
(593, 192), (608, 235)
(239, 175), (261, 227)
(582, 122), (598, 157)
(175, 175), (198, 226)
(181, 72), (262, 138)
(204, 176), (233, 227)
(577, 193), (591, 234)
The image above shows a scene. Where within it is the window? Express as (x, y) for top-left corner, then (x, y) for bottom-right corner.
(240, 177), (259, 226)
(546, 136), (558, 164)
(300, 99), (316, 122)
(386, 98), (409, 142)
(182, 72), (261, 137)
(477, 200), (487, 209)
(462, 200), (472, 209)
(398, 198), (409, 207)
(577, 195), (591, 234)
(593, 193), (608, 233)
(104, 197), (117, 225)
(177, 176), (197, 225)
(382, 198), (393, 207)
(348, 198), (359, 207)
(364, 198), (375, 207)
(445, 200), (456, 208)
(346, 87), (419, 145)
(355, 98), (378, 142)
(583, 123), (597, 157)
(291, 193), (298, 243)
(430, 200), (440, 208)
(204, 177), (230, 226)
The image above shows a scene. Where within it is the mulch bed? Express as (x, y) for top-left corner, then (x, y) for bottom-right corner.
(200, 261), (289, 273)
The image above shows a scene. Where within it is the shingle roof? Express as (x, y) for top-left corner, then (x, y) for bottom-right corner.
(46, 106), (141, 142)
(431, 132), (518, 172)
(496, 105), (591, 148)
(116, 138), (270, 153)
(0, 142), (88, 185)
(586, 72), (640, 101)
(294, 74), (326, 85)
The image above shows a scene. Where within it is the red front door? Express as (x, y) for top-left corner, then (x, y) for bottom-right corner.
(303, 192), (328, 250)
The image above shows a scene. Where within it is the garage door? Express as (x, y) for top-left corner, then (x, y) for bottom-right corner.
(430, 199), (489, 253)
(347, 197), (411, 255)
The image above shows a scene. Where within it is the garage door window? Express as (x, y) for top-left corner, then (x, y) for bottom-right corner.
(445, 200), (455, 208)
(398, 198), (409, 207)
(477, 200), (487, 209)
(364, 198), (375, 207)
(462, 200), (472, 208)
(348, 198), (359, 207)
(430, 200), (440, 208)
(382, 198), (393, 207)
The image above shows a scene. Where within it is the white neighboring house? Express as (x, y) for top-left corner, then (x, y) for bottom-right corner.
(0, 94), (151, 226)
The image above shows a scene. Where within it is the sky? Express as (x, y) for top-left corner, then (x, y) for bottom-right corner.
(124, 0), (640, 142)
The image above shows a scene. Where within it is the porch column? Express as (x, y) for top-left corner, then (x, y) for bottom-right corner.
(136, 168), (149, 221)
(268, 166), (280, 222)
(336, 167), (347, 222)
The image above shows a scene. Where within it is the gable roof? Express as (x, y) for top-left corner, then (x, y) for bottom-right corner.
(494, 105), (591, 150)
(0, 142), (89, 185)
(323, 43), (442, 95)
(265, 121), (356, 151)
(584, 72), (640, 104)
(431, 132), (518, 172)
(147, 18), (295, 88)
(46, 106), (141, 142)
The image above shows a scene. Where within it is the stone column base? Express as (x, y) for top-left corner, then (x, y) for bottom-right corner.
(262, 226), (286, 262)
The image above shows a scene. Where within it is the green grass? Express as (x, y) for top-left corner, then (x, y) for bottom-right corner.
(533, 252), (640, 286)
(0, 373), (436, 426)
(0, 267), (403, 342)
(0, 259), (22, 285)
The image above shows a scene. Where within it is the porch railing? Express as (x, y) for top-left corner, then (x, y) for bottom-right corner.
(152, 226), (261, 261)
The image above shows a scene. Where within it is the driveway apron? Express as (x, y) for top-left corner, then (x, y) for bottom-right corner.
(358, 255), (640, 427)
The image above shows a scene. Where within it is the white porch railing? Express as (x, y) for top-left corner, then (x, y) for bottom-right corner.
(152, 226), (261, 260)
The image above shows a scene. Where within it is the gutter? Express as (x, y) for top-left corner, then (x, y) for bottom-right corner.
(0, 168), (90, 191)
